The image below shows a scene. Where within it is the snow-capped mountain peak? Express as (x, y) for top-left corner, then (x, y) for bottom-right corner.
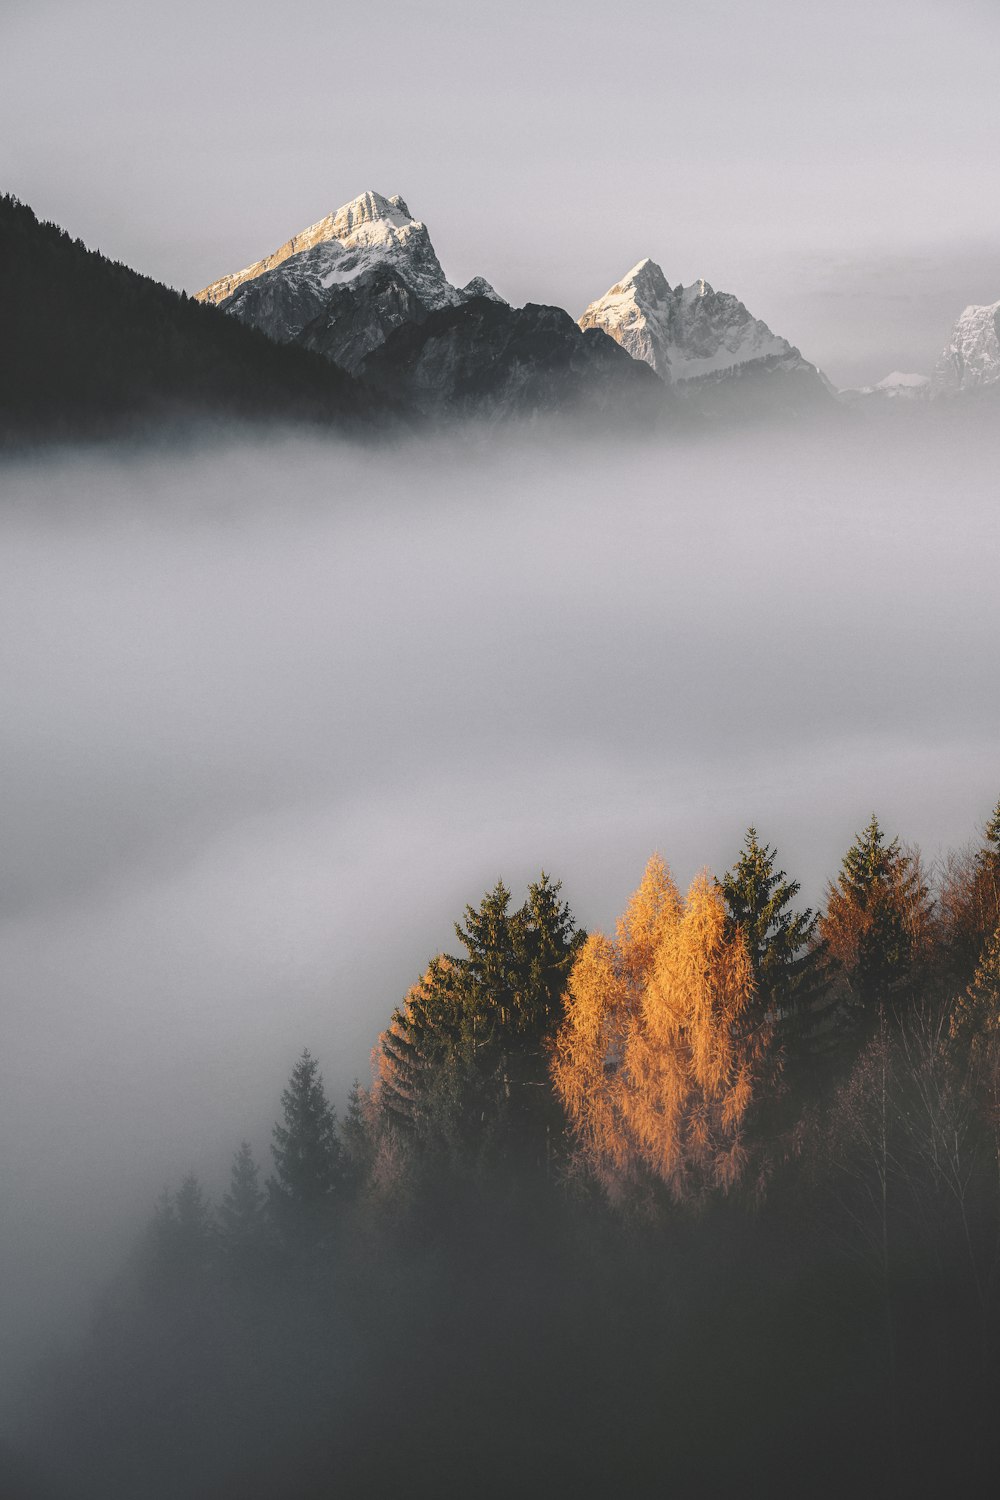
(579, 258), (817, 390)
(838, 370), (931, 404)
(194, 188), (499, 372)
(932, 300), (1000, 393)
(196, 189), (455, 315)
(874, 371), (930, 391)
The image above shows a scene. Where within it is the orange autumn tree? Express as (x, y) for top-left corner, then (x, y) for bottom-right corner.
(551, 855), (777, 1207)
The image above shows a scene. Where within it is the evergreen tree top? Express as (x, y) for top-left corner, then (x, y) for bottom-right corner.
(835, 815), (909, 902)
(719, 827), (822, 1017)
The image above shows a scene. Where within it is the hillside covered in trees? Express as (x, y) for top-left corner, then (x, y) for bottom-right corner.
(11, 805), (1000, 1498)
(0, 197), (380, 446)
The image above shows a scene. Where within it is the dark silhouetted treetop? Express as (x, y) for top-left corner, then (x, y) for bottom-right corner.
(218, 1140), (273, 1271)
(269, 1050), (345, 1237)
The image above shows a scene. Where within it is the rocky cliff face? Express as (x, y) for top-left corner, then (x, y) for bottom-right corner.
(579, 258), (832, 412)
(932, 301), (1000, 394)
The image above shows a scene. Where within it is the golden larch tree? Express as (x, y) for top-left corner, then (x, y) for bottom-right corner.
(551, 856), (775, 1207)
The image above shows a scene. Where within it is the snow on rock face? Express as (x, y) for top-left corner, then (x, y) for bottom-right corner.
(579, 258), (819, 387)
(932, 301), (1000, 393)
(195, 190), (478, 371)
(196, 190), (447, 310)
(459, 276), (506, 304)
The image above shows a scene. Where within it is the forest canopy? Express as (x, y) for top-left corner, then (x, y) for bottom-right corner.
(13, 801), (1000, 1499)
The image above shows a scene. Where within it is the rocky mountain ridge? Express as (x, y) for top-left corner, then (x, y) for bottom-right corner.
(197, 191), (835, 419)
(193, 188), (1000, 421)
(932, 300), (1000, 395)
(578, 258), (817, 384)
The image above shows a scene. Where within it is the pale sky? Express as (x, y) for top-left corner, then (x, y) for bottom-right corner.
(3, 0), (999, 384)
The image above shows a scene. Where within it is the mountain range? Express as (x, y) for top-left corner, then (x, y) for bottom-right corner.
(195, 188), (1000, 417)
(195, 190), (836, 421)
(3, 186), (998, 445)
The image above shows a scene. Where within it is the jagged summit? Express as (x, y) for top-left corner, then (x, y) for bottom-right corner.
(460, 276), (506, 304)
(932, 299), (1000, 393)
(331, 190), (411, 232)
(579, 258), (816, 388)
(196, 189), (451, 313)
(195, 188), (475, 371)
(614, 258), (671, 292)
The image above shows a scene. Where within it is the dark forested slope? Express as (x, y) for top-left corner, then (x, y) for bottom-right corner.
(0, 196), (380, 444)
(358, 296), (672, 423)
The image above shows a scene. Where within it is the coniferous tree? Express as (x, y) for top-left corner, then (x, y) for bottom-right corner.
(376, 875), (584, 1165)
(719, 827), (829, 1031)
(218, 1141), (271, 1274)
(269, 1051), (344, 1242)
(820, 815), (932, 1026)
(340, 1081), (379, 1194)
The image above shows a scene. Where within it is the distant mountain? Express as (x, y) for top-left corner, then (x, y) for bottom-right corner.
(197, 190), (503, 374)
(932, 300), (1000, 394)
(358, 296), (669, 423)
(840, 371), (931, 403)
(0, 195), (376, 445)
(579, 258), (833, 415)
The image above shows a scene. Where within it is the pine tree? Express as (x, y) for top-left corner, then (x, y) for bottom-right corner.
(269, 1051), (344, 1241)
(719, 828), (828, 1028)
(218, 1141), (271, 1273)
(820, 815), (931, 1023)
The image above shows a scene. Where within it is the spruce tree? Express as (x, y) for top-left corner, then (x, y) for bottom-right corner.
(719, 828), (827, 1021)
(269, 1051), (344, 1241)
(218, 1141), (270, 1273)
(376, 875), (584, 1164)
(820, 815), (930, 1023)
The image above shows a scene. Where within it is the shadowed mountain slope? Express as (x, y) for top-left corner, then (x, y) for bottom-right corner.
(358, 297), (671, 423)
(0, 196), (378, 446)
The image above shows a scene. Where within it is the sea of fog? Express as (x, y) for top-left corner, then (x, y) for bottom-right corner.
(2, 419), (998, 1407)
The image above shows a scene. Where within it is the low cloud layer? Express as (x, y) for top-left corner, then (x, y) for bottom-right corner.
(2, 419), (999, 1399)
